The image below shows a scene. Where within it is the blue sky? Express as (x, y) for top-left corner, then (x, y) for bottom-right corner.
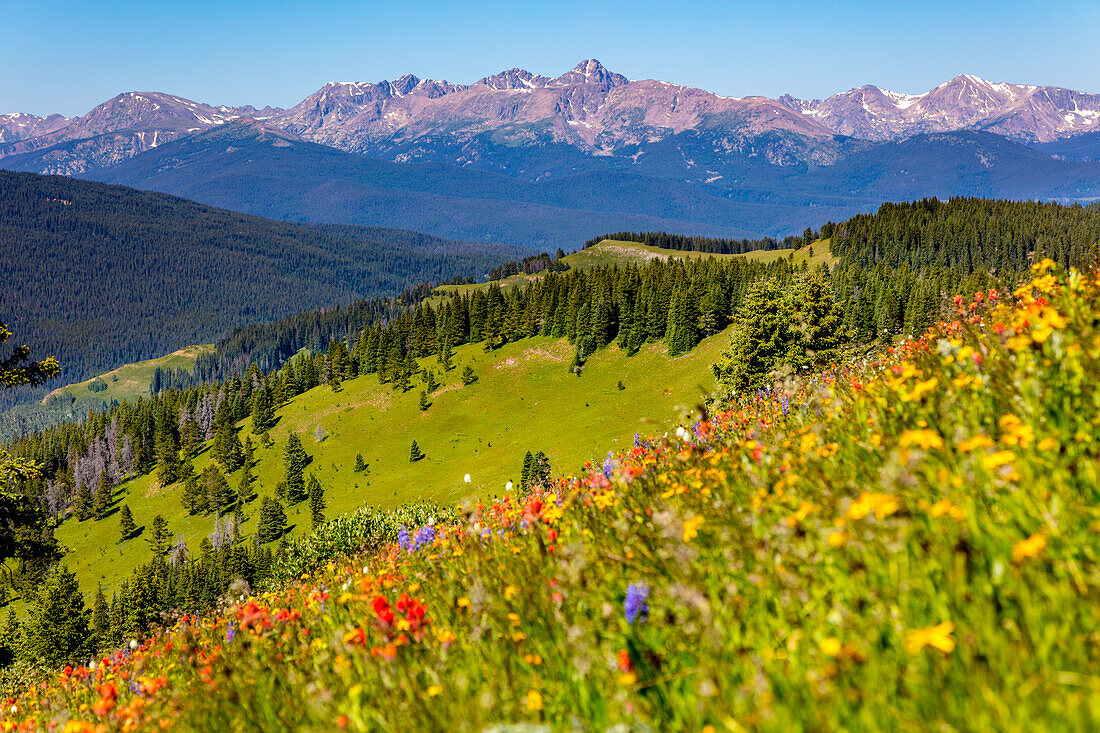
(3, 0), (1098, 116)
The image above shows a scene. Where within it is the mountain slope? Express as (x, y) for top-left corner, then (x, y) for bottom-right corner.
(82, 121), (770, 244)
(0, 170), (523, 387)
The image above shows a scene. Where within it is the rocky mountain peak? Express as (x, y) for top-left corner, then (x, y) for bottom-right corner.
(550, 59), (628, 87)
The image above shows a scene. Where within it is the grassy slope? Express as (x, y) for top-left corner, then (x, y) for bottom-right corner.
(0, 346), (214, 439)
(56, 332), (729, 596)
(43, 346), (213, 407)
(426, 238), (834, 307)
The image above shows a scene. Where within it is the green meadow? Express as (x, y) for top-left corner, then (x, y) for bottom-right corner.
(55, 331), (730, 596)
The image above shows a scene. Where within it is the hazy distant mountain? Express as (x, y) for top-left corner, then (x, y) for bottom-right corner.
(783, 74), (1100, 143)
(4, 61), (1100, 243)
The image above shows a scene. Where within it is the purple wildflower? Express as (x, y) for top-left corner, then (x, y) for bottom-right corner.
(781, 394), (789, 416)
(603, 451), (617, 480)
(398, 526), (410, 551)
(413, 525), (436, 550)
(624, 583), (649, 625)
(226, 623), (237, 643)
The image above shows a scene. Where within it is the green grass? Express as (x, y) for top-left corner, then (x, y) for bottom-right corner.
(54, 332), (729, 597)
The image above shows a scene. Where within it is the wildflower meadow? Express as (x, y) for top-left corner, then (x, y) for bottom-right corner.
(2, 260), (1098, 730)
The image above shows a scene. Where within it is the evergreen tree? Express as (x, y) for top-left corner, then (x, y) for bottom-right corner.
(212, 422), (243, 472)
(250, 383), (275, 433)
(154, 418), (181, 485)
(118, 505), (136, 541)
(93, 473), (113, 519)
(461, 366), (478, 385)
(22, 566), (91, 667)
(283, 433), (308, 503)
(74, 480), (94, 521)
(418, 390), (431, 412)
(147, 515), (170, 556)
(308, 474), (326, 528)
(92, 583), (109, 646)
(409, 440), (425, 462)
(354, 453), (367, 473)
(521, 450), (534, 488)
(237, 462), (253, 506)
(256, 497), (287, 544)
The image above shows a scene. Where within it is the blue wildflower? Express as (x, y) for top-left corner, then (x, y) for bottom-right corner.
(226, 623), (237, 643)
(398, 525), (410, 551)
(624, 583), (649, 625)
(781, 394), (789, 416)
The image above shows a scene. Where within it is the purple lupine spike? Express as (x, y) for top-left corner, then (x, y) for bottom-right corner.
(624, 583), (649, 625)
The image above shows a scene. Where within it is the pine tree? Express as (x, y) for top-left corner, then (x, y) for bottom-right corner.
(147, 515), (169, 556)
(308, 474), (326, 528)
(256, 497), (288, 544)
(283, 433), (308, 503)
(237, 462), (253, 506)
(22, 566), (91, 667)
(461, 365), (478, 385)
(154, 419), (181, 485)
(418, 390), (431, 411)
(354, 453), (367, 473)
(118, 505), (136, 541)
(409, 440), (425, 462)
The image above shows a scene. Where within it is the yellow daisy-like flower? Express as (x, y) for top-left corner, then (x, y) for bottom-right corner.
(525, 690), (543, 712)
(903, 621), (956, 655)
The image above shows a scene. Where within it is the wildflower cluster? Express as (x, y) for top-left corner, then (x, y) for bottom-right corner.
(2, 264), (1098, 731)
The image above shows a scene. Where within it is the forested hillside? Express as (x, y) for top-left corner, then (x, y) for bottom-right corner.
(0, 171), (524, 406)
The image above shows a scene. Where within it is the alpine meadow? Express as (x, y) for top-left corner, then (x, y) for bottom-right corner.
(1, 5), (1099, 730)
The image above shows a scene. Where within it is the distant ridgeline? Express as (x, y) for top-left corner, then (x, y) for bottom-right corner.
(0, 170), (524, 412)
(583, 230), (807, 254)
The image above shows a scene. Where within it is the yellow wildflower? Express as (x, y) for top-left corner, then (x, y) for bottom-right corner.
(786, 501), (816, 527)
(899, 429), (944, 451)
(982, 451), (1016, 470)
(1012, 532), (1047, 563)
(819, 637), (842, 657)
(525, 690), (543, 712)
(903, 621), (956, 655)
(927, 499), (965, 522)
(504, 585), (518, 601)
(958, 435), (993, 452)
(826, 531), (848, 547)
(683, 515), (703, 542)
(427, 685), (442, 697)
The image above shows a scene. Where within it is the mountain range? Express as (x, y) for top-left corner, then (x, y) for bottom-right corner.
(4, 60), (1100, 246)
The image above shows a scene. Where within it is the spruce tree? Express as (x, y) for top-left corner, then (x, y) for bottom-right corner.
(257, 497), (288, 544)
(250, 384), (275, 433)
(118, 505), (136, 541)
(283, 433), (308, 503)
(92, 584), (110, 647)
(521, 450), (534, 488)
(354, 453), (367, 473)
(418, 390), (430, 411)
(147, 515), (169, 556)
(23, 566), (91, 667)
(212, 422), (243, 472)
(74, 480), (94, 521)
(461, 365), (478, 385)
(93, 474), (113, 519)
(308, 474), (326, 528)
(409, 440), (425, 462)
